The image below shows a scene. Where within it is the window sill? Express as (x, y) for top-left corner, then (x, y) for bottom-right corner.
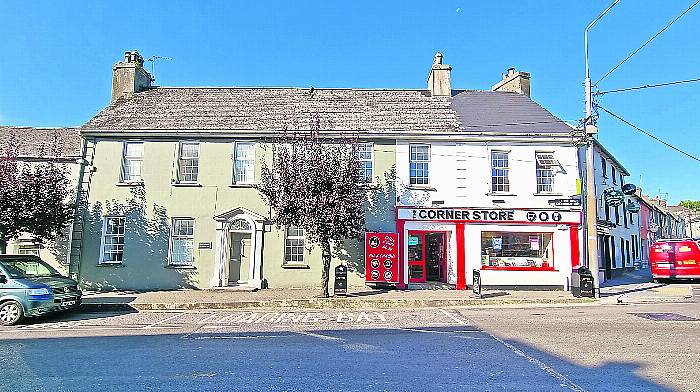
(97, 263), (124, 267)
(229, 183), (255, 188)
(281, 264), (310, 269)
(358, 183), (379, 190)
(407, 185), (437, 192)
(116, 182), (144, 187)
(172, 182), (202, 187)
(165, 265), (196, 269)
(533, 192), (563, 196)
(487, 192), (517, 196)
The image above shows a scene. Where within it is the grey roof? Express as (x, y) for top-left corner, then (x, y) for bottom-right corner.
(0, 126), (81, 158)
(450, 90), (572, 134)
(83, 87), (460, 132)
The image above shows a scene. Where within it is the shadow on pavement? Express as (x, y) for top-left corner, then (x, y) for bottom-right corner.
(0, 325), (673, 391)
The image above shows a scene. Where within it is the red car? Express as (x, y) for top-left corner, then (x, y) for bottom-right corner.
(650, 239), (700, 282)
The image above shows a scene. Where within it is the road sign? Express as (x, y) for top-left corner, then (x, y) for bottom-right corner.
(548, 198), (582, 207)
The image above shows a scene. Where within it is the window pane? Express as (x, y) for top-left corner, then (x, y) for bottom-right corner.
(357, 143), (373, 183)
(124, 142), (143, 158)
(102, 217), (125, 263)
(180, 143), (199, 158)
(481, 232), (553, 269)
(491, 151), (510, 192)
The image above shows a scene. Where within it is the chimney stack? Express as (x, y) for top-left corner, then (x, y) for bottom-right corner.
(111, 50), (152, 102)
(427, 52), (451, 96)
(492, 67), (531, 97)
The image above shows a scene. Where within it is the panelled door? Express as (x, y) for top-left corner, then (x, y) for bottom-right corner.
(407, 231), (427, 283)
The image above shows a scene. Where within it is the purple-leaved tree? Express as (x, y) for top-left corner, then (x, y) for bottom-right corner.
(256, 123), (365, 297)
(0, 133), (75, 254)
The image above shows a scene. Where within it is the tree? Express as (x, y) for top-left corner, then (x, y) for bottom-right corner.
(255, 123), (365, 297)
(679, 200), (700, 210)
(0, 134), (75, 253)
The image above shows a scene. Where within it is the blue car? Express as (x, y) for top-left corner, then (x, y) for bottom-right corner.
(0, 255), (82, 326)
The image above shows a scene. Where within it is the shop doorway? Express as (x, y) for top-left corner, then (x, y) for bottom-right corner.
(407, 231), (447, 283)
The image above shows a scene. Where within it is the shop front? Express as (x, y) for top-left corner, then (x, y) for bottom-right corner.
(396, 207), (581, 290)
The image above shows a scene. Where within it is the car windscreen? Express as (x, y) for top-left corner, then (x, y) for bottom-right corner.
(0, 259), (61, 279)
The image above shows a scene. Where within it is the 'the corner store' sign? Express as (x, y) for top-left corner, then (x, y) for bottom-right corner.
(365, 233), (399, 284)
(397, 207), (580, 224)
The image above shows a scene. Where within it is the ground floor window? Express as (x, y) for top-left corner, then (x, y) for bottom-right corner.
(18, 244), (41, 256)
(481, 231), (554, 270)
(284, 226), (305, 265)
(170, 218), (195, 266)
(100, 217), (125, 264)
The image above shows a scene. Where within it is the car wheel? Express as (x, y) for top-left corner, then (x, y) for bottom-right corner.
(0, 300), (24, 326)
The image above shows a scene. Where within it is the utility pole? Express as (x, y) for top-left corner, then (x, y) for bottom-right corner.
(581, 0), (620, 298)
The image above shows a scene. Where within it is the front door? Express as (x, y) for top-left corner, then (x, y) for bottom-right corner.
(408, 231), (447, 283)
(229, 232), (251, 285)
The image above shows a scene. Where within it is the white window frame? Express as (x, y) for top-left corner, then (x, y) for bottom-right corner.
(357, 142), (374, 183)
(99, 216), (125, 264)
(491, 150), (510, 193)
(18, 244), (41, 256)
(409, 144), (430, 185)
(535, 152), (557, 193)
(284, 226), (306, 265)
(177, 142), (200, 183)
(121, 142), (144, 183)
(232, 142), (255, 185)
(169, 218), (195, 266)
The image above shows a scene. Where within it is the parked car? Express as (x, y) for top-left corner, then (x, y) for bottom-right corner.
(650, 239), (700, 282)
(0, 255), (82, 326)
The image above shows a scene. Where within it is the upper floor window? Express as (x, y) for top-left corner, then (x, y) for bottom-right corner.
(601, 156), (607, 177)
(177, 142), (200, 183)
(409, 144), (430, 185)
(100, 217), (125, 264)
(169, 218), (195, 266)
(357, 142), (374, 183)
(612, 166), (617, 184)
(233, 142), (255, 184)
(491, 151), (510, 193)
(535, 152), (557, 193)
(18, 244), (40, 256)
(121, 142), (144, 183)
(284, 226), (305, 265)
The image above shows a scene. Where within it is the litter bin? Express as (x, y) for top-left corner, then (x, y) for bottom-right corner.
(334, 265), (347, 296)
(571, 265), (595, 298)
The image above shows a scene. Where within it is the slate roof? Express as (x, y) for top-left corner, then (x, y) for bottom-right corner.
(450, 90), (572, 134)
(83, 87), (460, 132)
(0, 126), (82, 158)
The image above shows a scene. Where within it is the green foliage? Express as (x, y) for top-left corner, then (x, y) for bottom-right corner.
(679, 200), (700, 210)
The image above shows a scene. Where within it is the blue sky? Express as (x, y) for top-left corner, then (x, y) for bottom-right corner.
(0, 0), (698, 203)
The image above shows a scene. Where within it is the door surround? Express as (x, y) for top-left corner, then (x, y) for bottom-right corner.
(212, 207), (266, 289)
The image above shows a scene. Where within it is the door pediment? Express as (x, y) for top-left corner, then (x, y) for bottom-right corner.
(213, 207), (267, 223)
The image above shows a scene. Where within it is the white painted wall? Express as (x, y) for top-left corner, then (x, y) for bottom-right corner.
(396, 142), (580, 208)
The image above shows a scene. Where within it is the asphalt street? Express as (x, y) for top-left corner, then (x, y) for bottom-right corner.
(1, 299), (699, 391)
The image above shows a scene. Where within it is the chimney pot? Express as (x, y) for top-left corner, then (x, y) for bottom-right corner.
(111, 50), (152, 102)
(427, 52), (451, 97)
(492, 67), (531, 97)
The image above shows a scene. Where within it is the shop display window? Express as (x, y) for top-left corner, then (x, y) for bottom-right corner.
(480, 231), (554, 271)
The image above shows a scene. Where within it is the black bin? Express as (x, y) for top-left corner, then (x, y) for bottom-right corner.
(571, 265), (595, 298)
(334, 265), (347, 296)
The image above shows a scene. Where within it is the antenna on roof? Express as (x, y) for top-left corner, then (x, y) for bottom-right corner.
(146, 55), (172, 84)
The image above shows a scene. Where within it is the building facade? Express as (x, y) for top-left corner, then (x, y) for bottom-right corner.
(0, 127), (83, 275)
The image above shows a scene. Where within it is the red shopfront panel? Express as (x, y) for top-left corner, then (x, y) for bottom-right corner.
(365, 233), (399, 284)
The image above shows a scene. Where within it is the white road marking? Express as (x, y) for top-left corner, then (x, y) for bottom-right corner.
(445, 309), (588, 392)
(295, 331), (344, 341)
(196, 313), (223, 324)
(186, 334), (289, 340)
(144, 312), (184, 329)
(439, 308), (466, 324)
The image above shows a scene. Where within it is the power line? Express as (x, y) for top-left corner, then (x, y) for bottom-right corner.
(594, 0), (699, 87)
(596, 76), (700, 95)
(597, 104), (700, 163)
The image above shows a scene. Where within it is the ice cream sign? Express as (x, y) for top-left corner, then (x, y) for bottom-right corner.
(365, 233), (399, 284)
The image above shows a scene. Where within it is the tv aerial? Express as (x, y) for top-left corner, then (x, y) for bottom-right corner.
(146, 55), (172, 83)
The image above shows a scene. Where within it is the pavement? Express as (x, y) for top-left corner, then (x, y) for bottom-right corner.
(2, 303), (700, 391)
(80, 286), (596, 312)
(599, 269), (696, 305)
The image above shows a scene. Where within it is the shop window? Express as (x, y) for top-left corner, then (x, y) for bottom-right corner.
(535, 152), (557, 193)
(233, 142), (255, 184)
(357, 142), (374, 183)
(491, 151), (510, 192)
(409, 144), (430, 185)
(121, 142), (144, 183)
(100, 217), (125, 264)
(18, 244), (41, 256)
(169, 218), (195, 266)
(177, 142), (200, 183)
(284, 226), (305, 265)
(481, 232), (553, 270)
